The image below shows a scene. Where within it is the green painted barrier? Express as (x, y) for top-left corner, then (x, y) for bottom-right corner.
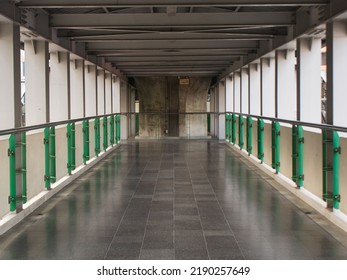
(94, 118), (101, 156)
(82, 120), (90, 164)
(103, 117), (108, 151)
(257, 119), (264, 162)
(247, 117), (253, 155)
(239, 115), (244, 150)
(49, 127), (56, 183)
(8, 134), (16, 211)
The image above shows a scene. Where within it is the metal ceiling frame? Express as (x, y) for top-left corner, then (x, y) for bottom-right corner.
(1, 0), (346, 77)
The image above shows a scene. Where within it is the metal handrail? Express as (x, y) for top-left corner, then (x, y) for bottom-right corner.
(2, 111), (347, 136)
(0, 112), (217, 136)
(225, 111), (347, 134)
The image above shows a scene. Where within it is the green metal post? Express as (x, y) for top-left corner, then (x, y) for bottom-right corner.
(225, 114), (230, 142)
(49, 126), (56, 183)
(94, 118), (100, 155)
(257, 119), (264, 162)
(116, 115), (121, 144)
(297, 126), (304, 188)
(228, 114), (233, 143)
(21, 132), (27, 204)
(322, 130), (327, 202)
(247, 117), (253, 155)
(71, 122), (76, 171)
(44, 128), (50, 189)
(231, 114), (236, 144)
(272, 122), (281, 173)
(110, 115), (115, 146)
(333, 131), (341, 209)
(67, 123), (72, 175)
(115, 116), (119, 144)
(103, 116), (108, 151)
(8, 134), (16, 211)
(292, 125), (298, 183)
(82, 120), (90, 164)
(238, 115), (244, 150)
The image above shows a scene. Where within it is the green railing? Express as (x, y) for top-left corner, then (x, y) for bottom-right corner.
(0, 113), (121, 214)
(225, 112), (346, 211)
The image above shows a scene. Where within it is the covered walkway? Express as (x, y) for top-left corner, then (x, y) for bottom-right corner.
(1, 140), (347, 260)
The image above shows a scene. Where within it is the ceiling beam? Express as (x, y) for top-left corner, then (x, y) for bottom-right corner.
(111, 57), (237, 66)
(18, 0), (328, 8)
(69, 33), (274, 41)
(86, 40), (259, 51)
(50, 12), (295, 28)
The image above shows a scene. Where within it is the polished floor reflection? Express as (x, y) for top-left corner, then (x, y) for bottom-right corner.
(1, 140), (347, 260)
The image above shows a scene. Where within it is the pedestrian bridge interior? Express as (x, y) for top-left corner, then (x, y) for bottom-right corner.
(1, 0), (347, 260)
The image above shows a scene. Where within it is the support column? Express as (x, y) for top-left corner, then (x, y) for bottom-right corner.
(50, 51), (70, 121)
(129, 87), (136, 137)
(0, 22), (23, 214)
(325, 21), (347, 209)
(261, 57), (275, 117)
(113, 76), (120, 114)
(225, 75), (233, 113)
(25, 40), (50, 125)
(70, 59), (85, 119)
(85, 64), (97, 117)
(120, 80), (128, 140)
(233, 72), (241, 113)
(218, 79), (226, 140)
(0, 22), (21, 130)
(105, 72), (112, 114)
(297, 38), (321, 123)
(275, 49), (296, 120)
(249, 63), (261, 116)
(97, 69), (105, 116)
(210, 87), (216, 137)
(241, 68), (249, 114)
(327, 21), (347, 127)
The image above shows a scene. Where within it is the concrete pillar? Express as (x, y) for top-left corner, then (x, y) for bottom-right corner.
(275, 49), (296, 120)
(297, 38), (321, 123)
(249, 63), (261, 116)
(210, 87), (216, 137)
(233, 71), (241, 113)
(130, 87), (136, 137)
(225, 75), (233, 112)
(50, 51), (70, 122)
(84, 64), (97, 117)
(105, 72), (112, 114)
(241, 68), (249, 114)
(0, 22), (21, 130)
(25, 40), (49, 125)
(70, 59), (85, 119)
(218, 79), (226, 140)
(97, 69), (105, 116)
(261, 57), (275, 117)
(113, 76), (120, 113)
(120, 80), (128, 140)
(326, 21), (347, 127)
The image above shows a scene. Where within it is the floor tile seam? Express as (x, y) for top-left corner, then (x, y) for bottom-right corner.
(173, 150), (177, 260)
(103, 156), (149, 259)
(139, 151), (164, 258)
(202, 147), (247, 260)
(187, 160), (211, 260)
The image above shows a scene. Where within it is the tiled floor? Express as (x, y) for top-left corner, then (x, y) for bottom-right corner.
(1, 139), (347, 259)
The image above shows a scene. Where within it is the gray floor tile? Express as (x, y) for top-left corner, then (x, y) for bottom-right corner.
(1, 139), (347, 260)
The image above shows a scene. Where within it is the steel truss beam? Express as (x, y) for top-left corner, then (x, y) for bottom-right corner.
(17, 0), (328, 8)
